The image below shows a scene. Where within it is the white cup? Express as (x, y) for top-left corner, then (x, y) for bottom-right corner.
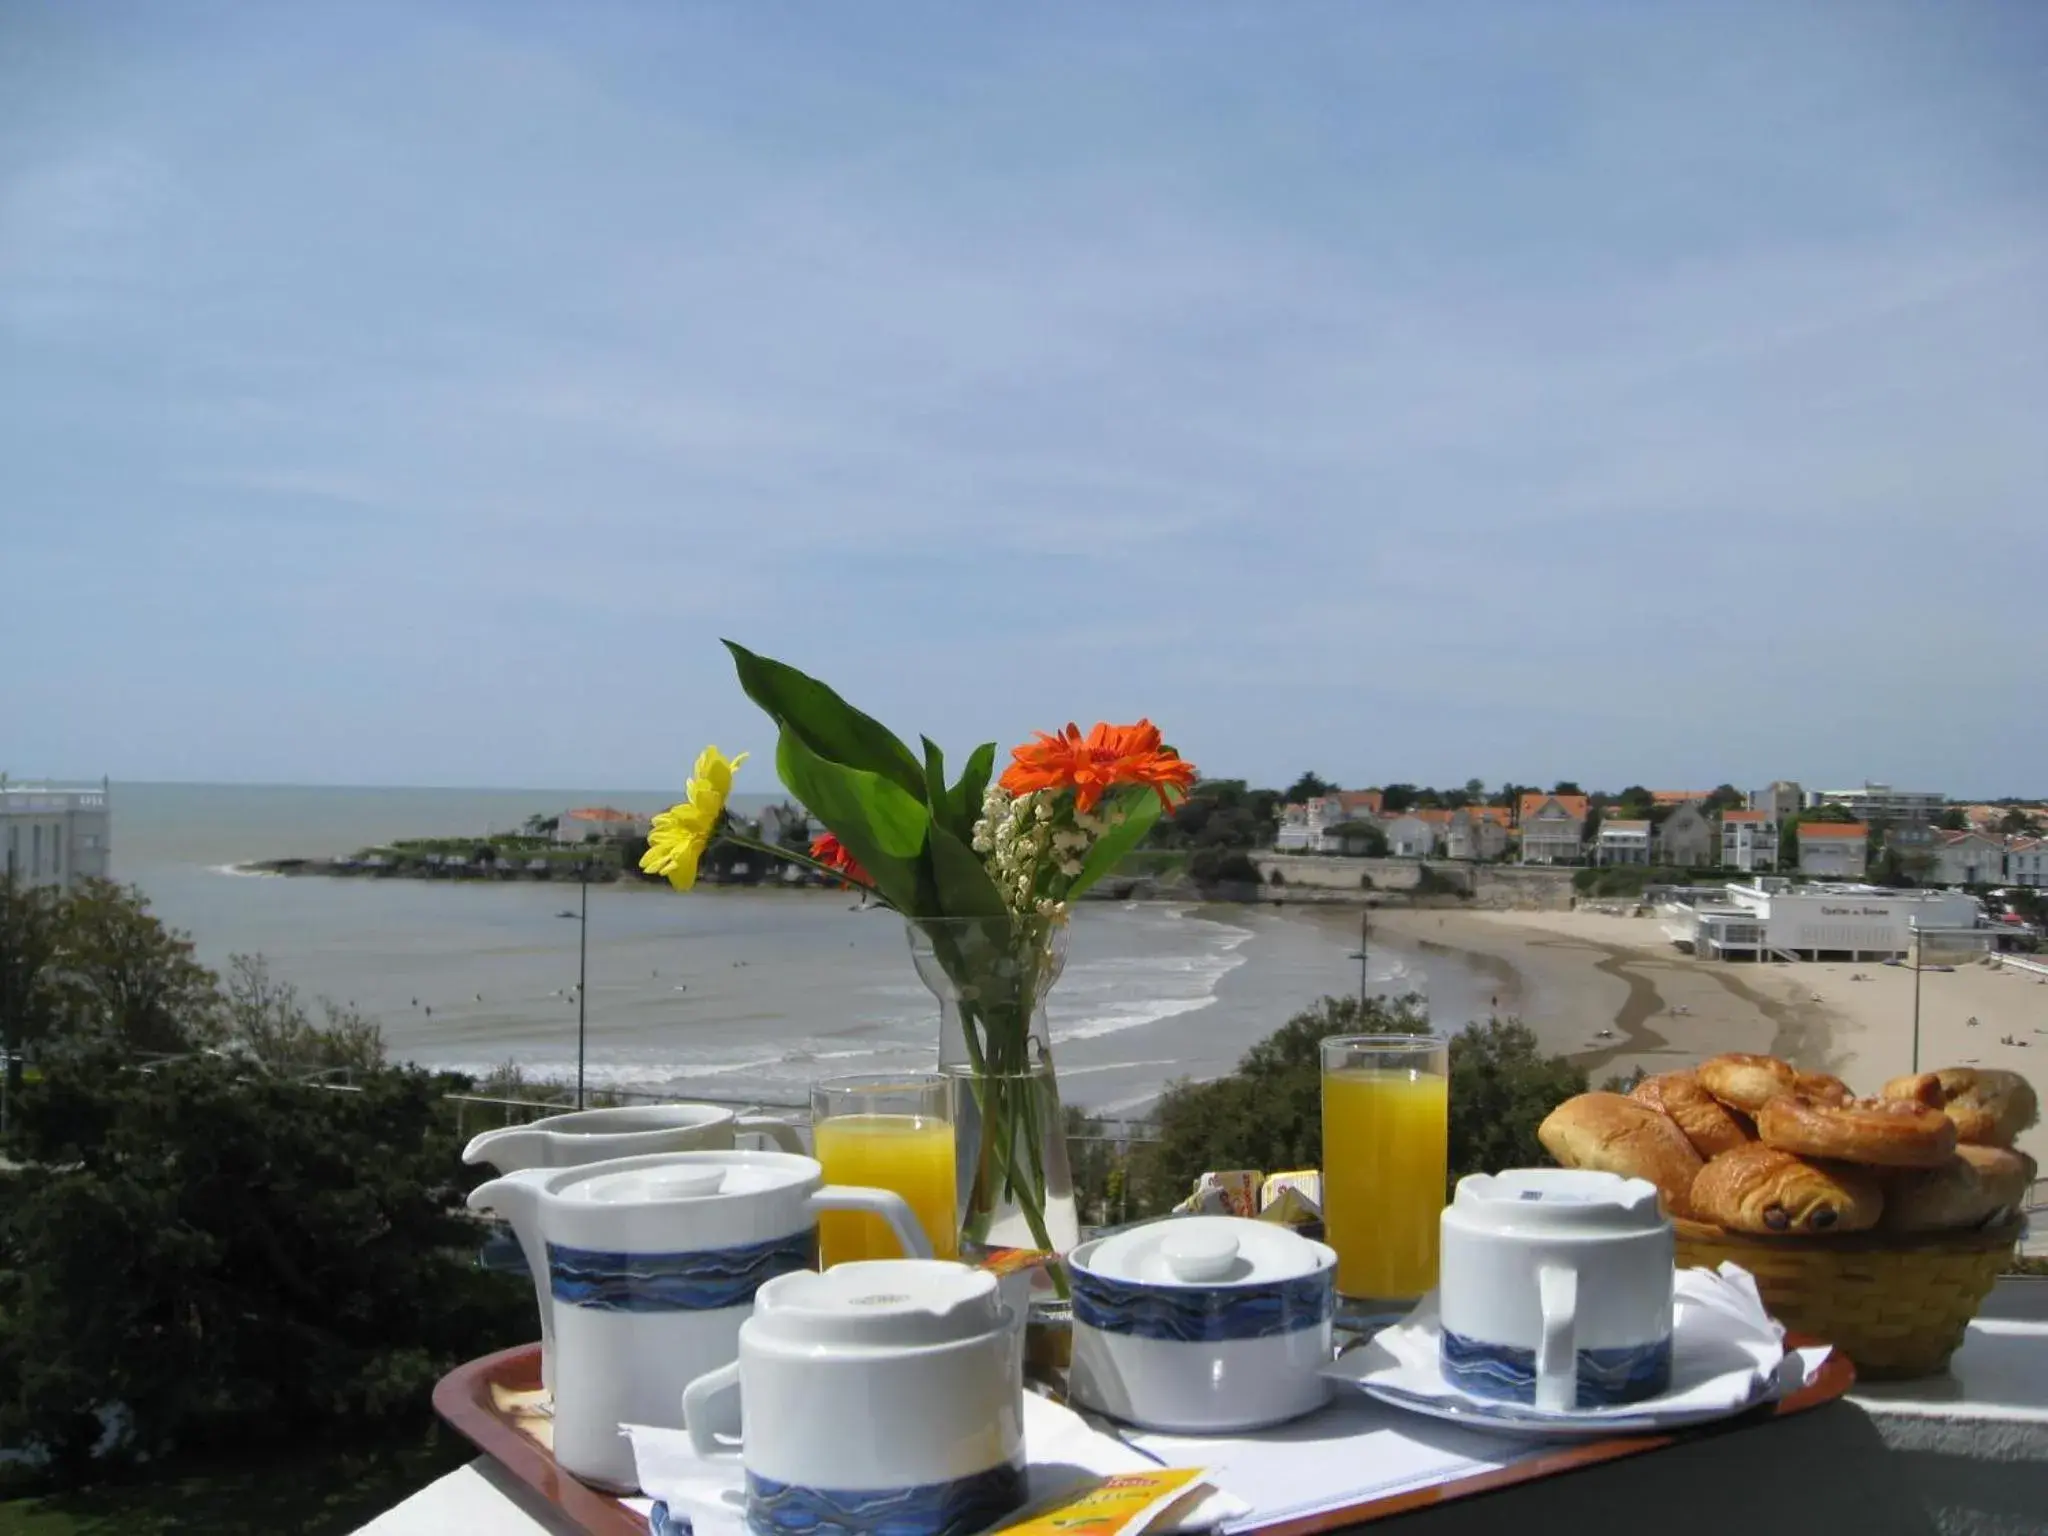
(1437, 1168), (1674, 1413)
(462, 1103), (803, 1173)
(683, 1260), (1026, 1536)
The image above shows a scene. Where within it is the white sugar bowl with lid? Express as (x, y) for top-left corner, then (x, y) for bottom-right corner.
(467, 1150), (927, 1492)
(1438, 1168), (1674, 1413)
(1067, 1215), (1338, 1431)
(683, 1260), (1028, 1536)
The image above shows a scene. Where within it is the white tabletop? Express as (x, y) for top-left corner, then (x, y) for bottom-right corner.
(358, 1317), (2048, 1536)
(1851, 1316), (2048, 1426)
(352, 1456), (587, 1536)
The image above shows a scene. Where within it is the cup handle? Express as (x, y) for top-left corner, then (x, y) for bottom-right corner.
(810, 1186), (933, 1259)
(1535, 1263), (1579, 1414)
(735, 1114), (805, 1155)
(682, 1360), (744, 1462)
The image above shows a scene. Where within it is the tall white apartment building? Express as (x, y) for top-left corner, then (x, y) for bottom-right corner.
(1, 779), (112, 890)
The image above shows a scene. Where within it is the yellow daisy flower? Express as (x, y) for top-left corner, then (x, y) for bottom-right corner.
(640, 746), (749, 890)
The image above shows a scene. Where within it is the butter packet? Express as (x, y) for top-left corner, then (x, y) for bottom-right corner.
(1259, 1169), (1323, 1215)
(990, 1468), (1214, 1536)
(1172, 1170), (1260, 1218)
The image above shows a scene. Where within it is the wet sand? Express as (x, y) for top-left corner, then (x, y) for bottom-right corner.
(1330, 907), (2047, 1175)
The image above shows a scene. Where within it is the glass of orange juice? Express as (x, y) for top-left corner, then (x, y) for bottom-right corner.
(811, 1073), (959, 1265)
(1320, 1034), (1449, 1307)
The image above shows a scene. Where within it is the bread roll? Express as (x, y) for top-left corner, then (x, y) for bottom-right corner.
(1697, 1053), (1798, 1113)
(1631, 1071), (1753, 1158)
(1884, 1068), (2039, 1149)
(1691, 1144), (1883, 1235)
(1881, 1144), (2036, 1234)
(1794, 1071), (1852, 1108)
(1757, 1093), (1957, 1169)
(1538, 1092), (1703, 1217)
(1958, 1143), (2036, 1218)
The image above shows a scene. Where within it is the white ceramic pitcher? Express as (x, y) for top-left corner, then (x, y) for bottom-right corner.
(682, 1260), (1027, 1536)
(462, 1102), (803, 1173)
(469, 1149), (929, 1492)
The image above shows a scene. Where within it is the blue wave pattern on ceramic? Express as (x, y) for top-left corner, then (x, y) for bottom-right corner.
(648, 1500), (691, 1536)
(546, 1229), (817, 1313)
(1440, 1329), (1672, 1408)
(744, 1462), (1026, 1536)
(1070, 1266), (1334, 1342)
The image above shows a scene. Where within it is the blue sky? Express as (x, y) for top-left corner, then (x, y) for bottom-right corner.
(4, 2), (2045, 796)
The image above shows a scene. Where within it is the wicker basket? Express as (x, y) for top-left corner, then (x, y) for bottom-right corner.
(1674, 1216), (2022, 1379)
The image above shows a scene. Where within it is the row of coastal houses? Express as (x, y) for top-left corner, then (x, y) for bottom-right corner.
(1272, 788), (2047, 887)
(1275, 795), (1515, 861)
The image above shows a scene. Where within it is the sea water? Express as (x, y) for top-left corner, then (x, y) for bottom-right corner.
(110, 782), (1494, 1113)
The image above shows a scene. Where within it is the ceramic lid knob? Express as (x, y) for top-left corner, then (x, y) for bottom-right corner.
(1159, 1226), (1242, 1282)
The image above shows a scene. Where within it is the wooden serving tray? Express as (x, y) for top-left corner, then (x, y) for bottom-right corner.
(435, 1340), (1855, 1536)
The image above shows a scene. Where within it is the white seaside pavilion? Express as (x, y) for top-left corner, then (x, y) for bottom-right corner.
(1658, 880), (1985, 962)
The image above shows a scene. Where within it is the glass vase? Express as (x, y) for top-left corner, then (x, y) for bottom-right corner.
(907, 916), (1080, 1258)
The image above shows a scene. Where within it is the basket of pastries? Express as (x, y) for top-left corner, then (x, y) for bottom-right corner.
(1538, 1057), (2037, 1379)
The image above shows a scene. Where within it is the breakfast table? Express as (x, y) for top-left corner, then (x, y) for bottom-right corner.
(354, 1293), (2048, 1536)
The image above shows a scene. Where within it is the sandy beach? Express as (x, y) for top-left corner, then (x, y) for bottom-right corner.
(1309, 906), (2048, 1174)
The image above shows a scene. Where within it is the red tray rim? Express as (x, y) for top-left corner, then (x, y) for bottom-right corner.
(435, 1338), (1856, 1536)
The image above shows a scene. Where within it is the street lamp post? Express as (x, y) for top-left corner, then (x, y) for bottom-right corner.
(559, 866), (590, 1110)
(1910, 922), (1923, 1076)
(1347, 909), (1372, 1008)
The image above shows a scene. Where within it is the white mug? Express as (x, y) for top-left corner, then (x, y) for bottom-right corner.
(469, 1151), (928, 1492)
(463, 1102), (804, 1173)
(1437, 1168), (1674, 1412)
(683, 1260), (1027, 1536)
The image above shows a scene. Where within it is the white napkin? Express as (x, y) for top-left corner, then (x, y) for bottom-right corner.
(626, 1392), (1248, 1536)
(1324, 1263), (1831, 1422)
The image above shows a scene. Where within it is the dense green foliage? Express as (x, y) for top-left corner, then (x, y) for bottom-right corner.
(1144, 780), (1282, 853)
(1571, 865), (1737, 898)
(0, 878), (526, 1491)
(1118, 995), (1586, 1214)
(0, 1052), (526, 1481)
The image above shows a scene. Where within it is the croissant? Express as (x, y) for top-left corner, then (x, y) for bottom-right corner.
(1690, 1144), (1883, 1235)
(1538, 1092), (1703, 1218)
(1631, 1072), (1753, 1159)
(1696, 1054), (1798, 1114)
(1883, 1068), (2039, 1149)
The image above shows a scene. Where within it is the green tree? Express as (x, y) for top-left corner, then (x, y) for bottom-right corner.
(1283, 772), (1337, 803)
(0, 873), (64, 1101)
(222, 954), (387, 1079)
(1552, 780), (1583, 796)
(1125, 996), (1586, 1214)
(1706, 784), (1746, 812)
(0, 1050), (527, 1478)
(1998, 808), (2042, 836)
(46, 879), (223, 1058)
(1615, 786), (1654, 818)
(1330, 821), (1389, 857)
(1189, 848), (1260, 885)
(1937, 807), (1969, 832)
(1380, 784), (1418, 813)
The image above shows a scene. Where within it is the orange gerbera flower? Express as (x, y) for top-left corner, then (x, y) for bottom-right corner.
(998, 720), (1198, 814)
(809, 832), (870, 886)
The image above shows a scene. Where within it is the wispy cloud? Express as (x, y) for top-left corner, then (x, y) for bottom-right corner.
(2, 1), (2044, 792)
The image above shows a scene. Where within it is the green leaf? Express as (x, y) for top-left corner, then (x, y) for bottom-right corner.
(774, 730), (931, 914)
(1065, 787), (1166, 901)
(726, 642), (925, 799)
(926, 823), (1008, 920)
(951, 743), (997, 838)
(920, 736), (952, 834)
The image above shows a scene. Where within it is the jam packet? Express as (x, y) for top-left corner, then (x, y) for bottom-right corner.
(990, 1468), (1215, 1536)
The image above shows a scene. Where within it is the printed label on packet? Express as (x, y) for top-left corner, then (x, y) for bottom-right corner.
(990, 1468), (1213, 1536)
